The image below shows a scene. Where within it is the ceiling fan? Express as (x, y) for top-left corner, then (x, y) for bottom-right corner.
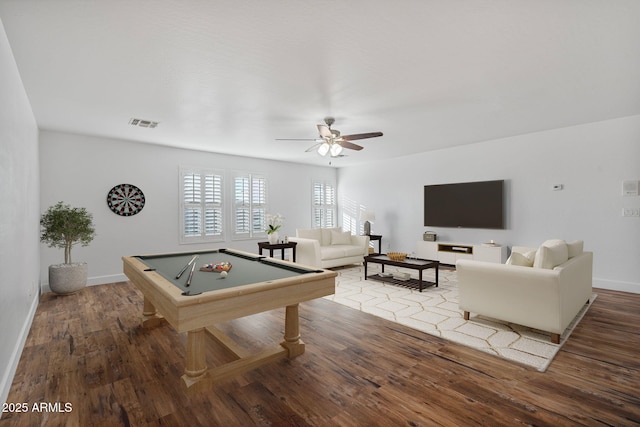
(276, 117), (383, 157)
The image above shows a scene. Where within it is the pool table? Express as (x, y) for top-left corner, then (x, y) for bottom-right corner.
(122, 248), (337, 390)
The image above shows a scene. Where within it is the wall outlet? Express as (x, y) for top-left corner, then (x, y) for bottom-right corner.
(622, 208), (640, 217)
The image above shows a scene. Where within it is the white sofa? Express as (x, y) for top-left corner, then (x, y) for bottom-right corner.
(290, 228), (370, 269)
(456, 239), (593, 343)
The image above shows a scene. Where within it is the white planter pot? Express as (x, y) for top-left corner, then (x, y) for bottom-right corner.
(268, 232), (279, 244)
(48, 262), (88, 295)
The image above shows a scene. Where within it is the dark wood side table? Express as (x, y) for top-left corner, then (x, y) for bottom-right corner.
(367, 234), (382, 254)
(258, 241), (298, 262)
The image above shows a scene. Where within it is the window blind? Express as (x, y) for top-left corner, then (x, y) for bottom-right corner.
(181, 168), (224, 242)
(312, 181), (336, 228)
(233, 173), (267, 238)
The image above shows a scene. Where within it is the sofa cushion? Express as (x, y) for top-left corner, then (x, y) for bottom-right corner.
(331, 230), (352, 245)
(506, 250), (535, 267)
(321, 245), (363, 260)
(320, 228), (341, 246)
(297, 228), (322, 242)
(341, 245), (364, 257)
(567, 240), (584, 258)
(533, 239), (569, 269)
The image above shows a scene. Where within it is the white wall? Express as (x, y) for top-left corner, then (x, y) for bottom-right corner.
(338, 115), (640, 293)
(39, 131), (336, 287)
(0, 19), (40, 407)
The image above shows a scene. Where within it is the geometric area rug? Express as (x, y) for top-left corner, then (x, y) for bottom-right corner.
(324, 264), (597, 372)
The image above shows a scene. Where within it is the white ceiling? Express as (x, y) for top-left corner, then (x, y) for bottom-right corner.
(2, 0), (639, 167)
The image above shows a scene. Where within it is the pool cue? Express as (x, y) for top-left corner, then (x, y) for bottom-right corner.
(185, 256), (198, 287)
(175, 254), (199, 279)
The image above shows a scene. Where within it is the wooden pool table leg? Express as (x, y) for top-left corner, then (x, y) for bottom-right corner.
(141, 296), (164, 328)
(180, 305), (305, 391)
(280, 304), (305, 357)
(182, 328), (209, 388)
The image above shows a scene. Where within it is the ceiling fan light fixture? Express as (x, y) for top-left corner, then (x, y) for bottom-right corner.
(317, 142), (330, 156)
(330, 143), (343, 157)
(280, 117), (382, 157)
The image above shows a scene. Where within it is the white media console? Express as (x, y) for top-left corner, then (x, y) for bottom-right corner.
(416, 241), (507, 265)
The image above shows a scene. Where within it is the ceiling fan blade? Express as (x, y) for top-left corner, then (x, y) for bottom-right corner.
(275, 138), (319, 141)
(317, 124), (332, 138)
(339, 141), (364, 151)
(305, 142), (323, 152)
(341, 131), (383, 141)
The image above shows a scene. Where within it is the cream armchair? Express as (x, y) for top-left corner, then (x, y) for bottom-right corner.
(456, 240), (593, 343)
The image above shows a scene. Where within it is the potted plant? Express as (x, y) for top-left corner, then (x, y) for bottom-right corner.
(40, 201), (96, 294)
(266, 213), (284, 244)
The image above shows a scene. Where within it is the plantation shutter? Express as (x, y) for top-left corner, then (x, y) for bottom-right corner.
(183, 173), (202, 237)
(233, 173), (268, 238)
(312, 181), (336, 228)
(252, 176), (267, 234)
(234, 176), (250, 235)
(180, 168), (224, 243)
(204, 174), (223, 237)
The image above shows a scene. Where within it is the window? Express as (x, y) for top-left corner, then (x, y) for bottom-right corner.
(233, 173), (267, 239)
(312, 181), (336, 228)
(180, 168), (224, 243)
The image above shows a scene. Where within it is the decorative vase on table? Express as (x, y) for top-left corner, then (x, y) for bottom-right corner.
(266, 213), (283, 245)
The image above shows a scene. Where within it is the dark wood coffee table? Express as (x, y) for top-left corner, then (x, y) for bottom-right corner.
(364, 254), (439, 292)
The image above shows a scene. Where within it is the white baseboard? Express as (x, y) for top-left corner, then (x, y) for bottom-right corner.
(593, 277), (640, 294)
(40, 273), (129, 294)
(0, 293), (39, 414)
(87, 273), (128, 286)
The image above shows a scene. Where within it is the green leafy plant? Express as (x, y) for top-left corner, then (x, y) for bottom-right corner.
(40, 201), (96, 264)
(266, 213), (284, 234)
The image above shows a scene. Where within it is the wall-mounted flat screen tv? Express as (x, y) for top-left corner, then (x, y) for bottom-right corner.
(424, 180), (504, 229)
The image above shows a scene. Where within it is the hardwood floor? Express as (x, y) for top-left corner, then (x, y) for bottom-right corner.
(2, 281), (639, 426)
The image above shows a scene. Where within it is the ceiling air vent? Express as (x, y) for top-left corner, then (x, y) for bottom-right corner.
(129, 118), (158, 128)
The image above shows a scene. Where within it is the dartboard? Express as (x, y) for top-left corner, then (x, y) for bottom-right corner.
(107, 184), (145, 216)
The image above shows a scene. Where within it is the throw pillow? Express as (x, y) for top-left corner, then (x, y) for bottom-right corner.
(533, 239), (569, 269)
(506, 250), (535, 267)
(566, 240), (584, 258)
(321, 228), (341, 246)
(331, 230), (352, 245)
(296, 228), (322, 242)
(533, 246), (554, 269)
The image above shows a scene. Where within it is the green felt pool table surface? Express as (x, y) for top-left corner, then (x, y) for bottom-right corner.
(135, 248), (321, 296)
